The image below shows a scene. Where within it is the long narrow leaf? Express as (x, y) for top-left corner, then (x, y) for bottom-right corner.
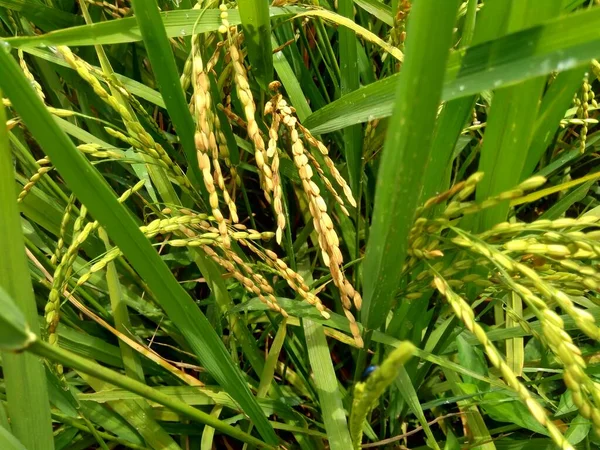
(0, 0), (83, 31)
(238, 0), (273, 90)
(339, 0), (362, 195)
(362, 0), (461, 330)
(474, 0), (562, 230)
(0, 90), (55, 450)
(130, 0), (201, 190)
(304, 5), (600, 134)
(4, 6), (304, 48)
(304, 319), (353, 450)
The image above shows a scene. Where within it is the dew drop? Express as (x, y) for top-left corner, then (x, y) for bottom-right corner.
(180, 29), (187, 36)
(0, 40), (11, 52)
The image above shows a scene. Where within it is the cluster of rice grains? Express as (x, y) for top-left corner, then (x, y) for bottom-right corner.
(37, 2), (365, 354)
(264, 82), (362, 346)
(186, 5), (363, 346)
(404, 173), (600, 448)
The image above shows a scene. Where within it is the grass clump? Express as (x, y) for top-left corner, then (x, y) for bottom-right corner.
(2, 1), (600, 449)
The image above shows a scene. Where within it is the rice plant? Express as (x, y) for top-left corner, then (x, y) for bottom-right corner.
(1, 0), (600, 449)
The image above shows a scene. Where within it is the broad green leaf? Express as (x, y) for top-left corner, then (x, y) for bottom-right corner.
(481, 391), (548, 436)
(339, 0), (362, 195)
(353, 0), (392, 26)
(238, 0), (273, 90)
(130, 0), (201, 191)
(0, 90), (55, 450)
(456, 334), (489, 391)
(0, 425), (27, 450)
(4, 6), (304, 48)
(304, 319), (353, 450)
(362, 0), (461, 331)
(304, 6), (600, 134)
(0, 0), (83, 31)
(475, 0), (562, 231)
(565, 415), (590, 445)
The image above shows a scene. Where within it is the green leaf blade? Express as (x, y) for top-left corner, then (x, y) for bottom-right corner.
(362, 0), (462, 331)
(238, 0), (274, 90)
(0, 90), (55, 450)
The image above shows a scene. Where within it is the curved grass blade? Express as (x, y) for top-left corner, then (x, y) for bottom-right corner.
(0, 425), (27, 450)
(0, 0), (83, 31)
(238, 0), (273, 90)
(522, 67), (586, 178)
(4, 6), (304, 48)
(80, 373), (182, 450)
(304, 5), (600, 134)
(0, 287), (34, 352)
(474, 0), (562, 231)
(0, 92), (55, 450)
(304, 319), (353, 450)
(353, 0), (392, 26)
(361, 0), (461, 331)
(338, 0), (362, 195)
(129, 0), (201, 190)
(0, 314), (274, 450)
(0, 46), (278, 446)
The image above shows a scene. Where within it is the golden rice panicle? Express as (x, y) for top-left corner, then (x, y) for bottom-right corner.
(540, 309), (600, 432)
(450, 231), (600, 431)
(191, 35), (231, 246)
(18, 49), (45, 100)
(18, 157), (52, 203)
(57, 46), (190, 188)
(214, 105), (240, 186)
(52, 195), (76, 266)
(512, 260), (600, 341)
(265, 83), (286, 244)
(195, 33), (238, 224)
(201, 244), (288, 317)
(46, 204), (94, 364)
(225, 15), (274, 202)
(433, 276), (573, 450)
(279, 103), (363, 347)
(301, 140), (350, 216)
(243, 241), (331, 319)
(298, 122), (357, 208)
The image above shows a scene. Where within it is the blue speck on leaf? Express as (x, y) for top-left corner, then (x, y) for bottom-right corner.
(362, 365), (378, 380)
